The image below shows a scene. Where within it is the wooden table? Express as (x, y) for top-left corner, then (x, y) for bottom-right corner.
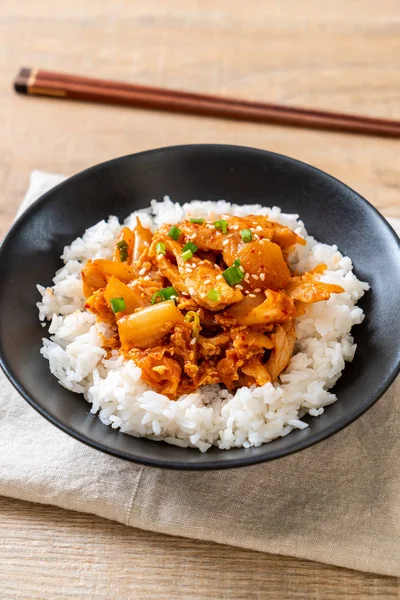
(0, 1), (399, 597)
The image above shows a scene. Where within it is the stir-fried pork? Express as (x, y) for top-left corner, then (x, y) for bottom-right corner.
(82, 215), (344, 398)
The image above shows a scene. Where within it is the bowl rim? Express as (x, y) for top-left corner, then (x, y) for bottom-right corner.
(1, 143), (399, 470)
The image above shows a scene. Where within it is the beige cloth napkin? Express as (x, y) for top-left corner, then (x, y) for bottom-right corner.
(1, 171), (399, 577)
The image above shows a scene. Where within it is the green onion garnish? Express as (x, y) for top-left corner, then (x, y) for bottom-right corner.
(234, 258), (241, 266)
(182, 249), (193, 261)
(168, 225), (181, 241)
(241, 229), (252, 243)
(222, 265), (245, 286)
(117, 239), (129, 262)
(190, 218), (204, 224)
(214, 219), (228, 234)
(156, 242), (166, 255)
(110, 297), (126, 313)
(151, 286), (177, 304)
(207, 289), (220, 302)
(184, 310), (201, 338)
(182, 241), (198, 254)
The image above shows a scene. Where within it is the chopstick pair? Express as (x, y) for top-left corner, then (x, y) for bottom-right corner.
(14, 67), (400, 138)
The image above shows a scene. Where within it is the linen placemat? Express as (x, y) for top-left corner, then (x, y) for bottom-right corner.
(1, 171), (399, 576)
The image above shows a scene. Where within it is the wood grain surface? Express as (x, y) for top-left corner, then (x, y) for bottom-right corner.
(1, 497), (399, 600)
(0, 0), (399, 598)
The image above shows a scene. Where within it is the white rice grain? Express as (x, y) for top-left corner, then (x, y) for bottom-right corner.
(36, 199), (368, 452)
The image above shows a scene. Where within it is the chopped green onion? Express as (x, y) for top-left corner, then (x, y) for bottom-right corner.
(207, 289), (220, 302)
(190, 218), (204, 224)
(168, 225), (181, 241)
(151, 286), (178, 305)
(214, 219), (228, 234)
(184, 310), (201, 338)
(156, 242), (166, 255)
(151, 291), (162, 304)
(234, 258), (241, 266)
(117, 239), (129, 262)
(241, 229), (252, 243)
(222, 265), (245, 286)
(110, 297), (126, 313)
(181, 249), (193, 261)
(182, 241), (198, 254)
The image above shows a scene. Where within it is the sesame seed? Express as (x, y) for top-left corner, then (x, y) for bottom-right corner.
(248, 293), (256, 298)
(254, 234), (260, 240)
(239, 266), (245, 273)
(256, 225), (263, 231)
(222, 239), (229, 246)
(189, 287), (196, 296)
(250, 227), (256, 233)
(139, 268), (146, 276)
(232, 225), (239, 230)
(182, 292), (189, 296)
(254, 288), (261, 293)
(144, 275), (150, 281)
(235, 285), (243, 290)
(216, 275), (223, 280)
(204, 279), (211, 284)
(190, 338), (197, 345)
(157, 254), (163, 260)
(245, 290), (250, 295)
(143, 241), (149, 247)
(244, 274), (250, 281)
(260, 273), (265, 281)
(251, 274), (259, 280)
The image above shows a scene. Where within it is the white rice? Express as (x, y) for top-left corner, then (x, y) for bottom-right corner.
(37, 197), (369, 452)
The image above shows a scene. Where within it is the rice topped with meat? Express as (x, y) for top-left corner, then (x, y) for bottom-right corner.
(37, 197), (369, 452)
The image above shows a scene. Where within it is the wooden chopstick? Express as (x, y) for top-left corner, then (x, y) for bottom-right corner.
(14, 67), (400, 138)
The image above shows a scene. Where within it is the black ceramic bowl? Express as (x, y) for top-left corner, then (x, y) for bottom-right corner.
(1, 145), (399, 469)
